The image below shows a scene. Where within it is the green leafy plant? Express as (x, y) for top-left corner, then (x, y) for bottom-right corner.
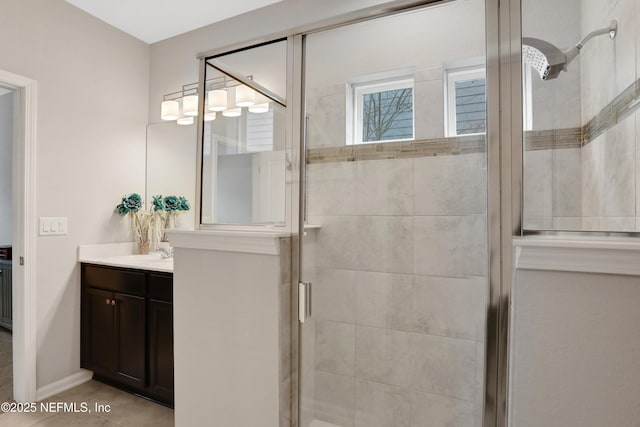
(115, 193), (152, 246)
(151, 195), (190, 242)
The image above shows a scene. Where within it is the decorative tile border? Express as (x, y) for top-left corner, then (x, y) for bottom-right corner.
(307, 134), (485, 164)
(583, 78), (640, 145)
(524, 128), (582, 151)
(306, 78), (640, 164)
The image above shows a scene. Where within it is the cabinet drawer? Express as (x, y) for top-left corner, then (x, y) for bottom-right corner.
(82, 264), (145, 296)
(148, 273), (173, 302)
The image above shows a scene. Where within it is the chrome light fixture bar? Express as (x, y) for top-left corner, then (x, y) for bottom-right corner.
(161, 74), (271, 123)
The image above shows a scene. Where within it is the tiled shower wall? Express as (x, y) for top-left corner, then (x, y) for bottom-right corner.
(579, 0), (640, 231)
(523, 0), (640, 231)
(304, 152), (488, 426)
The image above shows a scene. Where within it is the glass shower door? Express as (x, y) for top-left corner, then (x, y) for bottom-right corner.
(299, 1), (489, 426)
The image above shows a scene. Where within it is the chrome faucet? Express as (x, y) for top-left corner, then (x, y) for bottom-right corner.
(158, 246), (174, 259)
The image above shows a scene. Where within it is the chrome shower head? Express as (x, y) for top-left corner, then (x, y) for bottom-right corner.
(522, 37), (566, 80)
(523, 20), (618, 81)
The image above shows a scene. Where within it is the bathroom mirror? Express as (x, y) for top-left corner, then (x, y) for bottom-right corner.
(146, 122), (197, 228)
(521, 0), (639, 232)
(200, 39), (288, 226)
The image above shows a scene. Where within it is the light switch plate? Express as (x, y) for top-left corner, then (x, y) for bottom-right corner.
(39, 217), (68, 236)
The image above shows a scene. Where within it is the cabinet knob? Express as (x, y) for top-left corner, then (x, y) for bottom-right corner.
(111, 300), (116, 306)
(106, 299), (110, 305)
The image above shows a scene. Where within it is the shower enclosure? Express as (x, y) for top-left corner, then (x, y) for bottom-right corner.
(194, 0), (510, 425)
(298, 2), (489, 426)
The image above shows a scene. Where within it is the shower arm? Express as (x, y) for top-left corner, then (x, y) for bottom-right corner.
(565, 20), (617, 65)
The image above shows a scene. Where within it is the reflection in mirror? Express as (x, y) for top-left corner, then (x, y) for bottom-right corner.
(200, 41), (287, 226)
(146, 122), (197, 228)
(522, 0), (639, 232)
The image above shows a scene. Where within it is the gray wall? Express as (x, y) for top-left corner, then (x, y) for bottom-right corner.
(0, 0), (149, 389)
(510, 267), (640, 426)
(0, 91), (13, 244)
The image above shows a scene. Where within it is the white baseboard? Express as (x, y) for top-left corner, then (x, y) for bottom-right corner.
(36, 369), (93, 401)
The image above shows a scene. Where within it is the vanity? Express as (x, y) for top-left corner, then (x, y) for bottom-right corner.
(0, 245), (12, 330)
(79, 244), (174, 406)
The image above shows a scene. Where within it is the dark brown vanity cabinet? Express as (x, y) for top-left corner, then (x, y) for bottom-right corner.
(81, 264), (173, 406)
(0, 260), (12, 330)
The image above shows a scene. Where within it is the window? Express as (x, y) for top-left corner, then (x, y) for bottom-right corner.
(350, 78), (414, 144)
(445, 67), (486, 136)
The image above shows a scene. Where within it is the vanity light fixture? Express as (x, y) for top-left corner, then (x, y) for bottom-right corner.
(162, 75), (260, 123)
(222, 108), (242, 117)
(177, 116), (194, 125)
(208, 89), (227, 112)
(248, 103), (270, 113)
(182, 95), (198, 116)
(160, 100), (179, 120)
(235, 85), (255, 107)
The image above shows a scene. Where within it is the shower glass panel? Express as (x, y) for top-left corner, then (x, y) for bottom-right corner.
(200, 41), (287, 225)
(299, 1), (488, 426)
(521, 0), (639, 232)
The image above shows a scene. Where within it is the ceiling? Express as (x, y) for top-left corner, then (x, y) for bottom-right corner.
(65, 0), (283, 44)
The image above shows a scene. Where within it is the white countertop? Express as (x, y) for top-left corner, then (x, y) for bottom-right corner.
(78, 242), (173, 273)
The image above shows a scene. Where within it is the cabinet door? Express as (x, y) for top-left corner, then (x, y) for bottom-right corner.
(82, 287), (115, 376)
(0, 263), (11, 330)
(148, 299), (174, 403)
(114, 292), (146, 388)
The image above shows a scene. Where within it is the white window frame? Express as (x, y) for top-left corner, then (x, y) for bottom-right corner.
(444, 66), (486, 137)
(349, 77), (415, 145)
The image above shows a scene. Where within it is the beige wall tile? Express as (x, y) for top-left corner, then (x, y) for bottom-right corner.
(413, 275), (486, 340)
(410, 334), (476, 401)
(355, 380), (410, 427)
(315, 216), (360, 270)
(581, 136), (604, 217)
(523, 149), (553, 218)
(413, 215), (487, 277)
(414, 80), (445, 140)
(356, 158), (413, 216)
(315, 269), (357, 323)
(307, 162), (357, 216)
(315, 320), (355, 376)
(355, 326), (413, 389)
(602, 117), (635, 217)
(410, 391), (474, 427)
(413, 154), (486, 216)
(552, 148), (582, 217)
(314, 371), (355, 427)
(474, 342), (485, 427)
(358, 216), (414, 274)
(306, 92), (347, 149)
(355, 271), (413, 330)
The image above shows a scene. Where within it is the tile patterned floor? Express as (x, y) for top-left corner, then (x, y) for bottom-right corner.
(0, 379), (174, 426)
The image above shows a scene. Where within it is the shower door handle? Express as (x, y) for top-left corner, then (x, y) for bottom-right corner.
(299, 281), (312, 323)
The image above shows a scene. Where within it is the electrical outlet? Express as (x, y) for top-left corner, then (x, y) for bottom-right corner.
(39, 217), (68, 236)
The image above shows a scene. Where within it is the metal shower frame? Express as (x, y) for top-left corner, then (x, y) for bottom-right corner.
(193, 0), (522, 425)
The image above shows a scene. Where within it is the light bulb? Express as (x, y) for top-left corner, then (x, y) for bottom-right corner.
(222, 108), (242, 117)
(248, 102), (270, 113)
(177, 116), (194, 125)
(160, 100), (179, 120)
(182, 95), (198, 116)
(235, 85), (255, 107)
(208, 89), (227, 112)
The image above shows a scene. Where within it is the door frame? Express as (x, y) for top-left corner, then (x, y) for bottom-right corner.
(0, 68), (37, 403)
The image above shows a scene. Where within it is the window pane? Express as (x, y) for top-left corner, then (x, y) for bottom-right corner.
(455, 78), (486, 135)
(362, 88), (413, 142)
